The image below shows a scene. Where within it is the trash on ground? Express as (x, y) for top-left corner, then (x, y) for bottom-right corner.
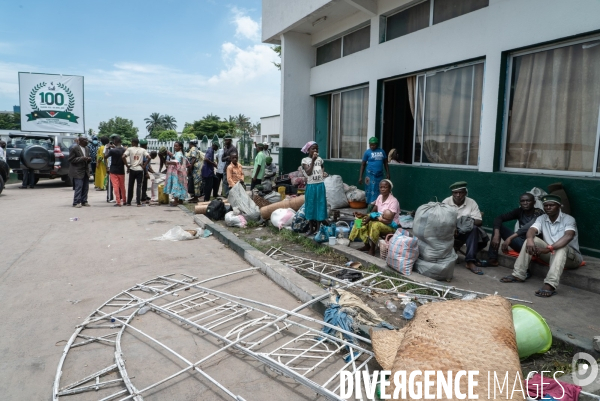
(402, 301), (417, 320)
(270, 208), (296, 230)
(225, 208), (247, 228)
(69, 217), (79, 221)
(152, 226), (201, 241)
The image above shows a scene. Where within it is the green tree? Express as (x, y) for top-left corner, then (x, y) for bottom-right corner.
(179, 132), (196, 142)
(156, 130), (179, 142)
(162, 115), (177, 131)
(185, 114), (235, 139)
(0, 113), (20, 130)
(272, 45), (281, 70)
(144, 112), (165, 136)
(97, 117), (139, 141)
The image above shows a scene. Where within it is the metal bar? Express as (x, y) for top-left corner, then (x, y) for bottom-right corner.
(57, 379), (124, 396)
(58, 364), (118, 392)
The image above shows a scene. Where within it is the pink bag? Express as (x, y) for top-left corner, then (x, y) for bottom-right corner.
(386, 229), (419, 276)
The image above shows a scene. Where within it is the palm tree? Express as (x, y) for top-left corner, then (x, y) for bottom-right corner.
(144, 112), (164, 134)
(235, 114), (251, 131)
(203, 113), (220, 122)
(162, 115), (177, 131)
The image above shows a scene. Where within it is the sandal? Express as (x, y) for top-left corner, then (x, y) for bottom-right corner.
(535, 288), (557, 297)
(475, 259), (499, 267)
(500, 275), (524, 283)
(466, 266), (484, 275)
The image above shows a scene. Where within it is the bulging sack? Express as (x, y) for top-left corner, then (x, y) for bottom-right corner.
(324, 175), (349, 209)
(270, 208), (296, 230)
(228, 182), (261, 221)
(225, 210), (247, 228)
(205, 199), (226, 221)
(386, 229), (419, 276)
(414, 252), (456, 281)
(413, 202), (457, 260)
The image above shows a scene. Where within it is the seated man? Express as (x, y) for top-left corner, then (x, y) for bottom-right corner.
(442, 181), (487, 275)
(487, 193), (544, 265)
(500, 195), (582, 297)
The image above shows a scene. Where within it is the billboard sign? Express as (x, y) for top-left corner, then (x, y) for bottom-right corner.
(19, 72), (84, 134)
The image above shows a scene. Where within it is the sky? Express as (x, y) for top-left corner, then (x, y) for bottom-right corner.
(0, 0), (281, 136)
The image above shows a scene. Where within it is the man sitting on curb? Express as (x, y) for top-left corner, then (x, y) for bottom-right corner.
(487, 193), (544, 266)
(500, 194), (583, 298)
(443, 181), (487, 275)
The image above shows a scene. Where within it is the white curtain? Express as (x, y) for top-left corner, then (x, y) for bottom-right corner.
(333, 87), (368, 159)
(506, 41), (600, 172)
(415, 63), (483, 165)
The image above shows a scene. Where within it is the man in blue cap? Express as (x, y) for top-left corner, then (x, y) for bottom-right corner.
(501, 194), (582, 297)
(443, 181), (487, 275)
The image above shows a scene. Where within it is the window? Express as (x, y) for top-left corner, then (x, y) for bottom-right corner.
(316, 25), (370, 66)
(413, 62), (484, 166)
(383, 0), (488, 42)
(503, 38), (600, 176)
(433, 0), (489, 25)
(330, 87), (369, 159)
(316, 38), (342, 66)
(385, 1), (430, 41)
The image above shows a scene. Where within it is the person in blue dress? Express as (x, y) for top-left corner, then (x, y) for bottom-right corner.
(358, 137), (390, 204)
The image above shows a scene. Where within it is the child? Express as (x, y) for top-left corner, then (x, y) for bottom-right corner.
(301, 141), (328, 236)
(368, 209), (399, 229)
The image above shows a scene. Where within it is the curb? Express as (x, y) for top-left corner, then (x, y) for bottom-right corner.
(333, 244), (600, 358)
(193, 215), (329, 315)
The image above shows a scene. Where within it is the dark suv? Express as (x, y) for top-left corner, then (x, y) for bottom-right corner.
(6, 132), (79, 186)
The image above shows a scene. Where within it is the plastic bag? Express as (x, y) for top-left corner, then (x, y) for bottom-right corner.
(152, 226), (200, 241)
(324, 175), (349, 209)
(292, 204), (310, 233)
(270, 208), (296, 230)
(227, 182), (261, 221)
(225, 211), (247, 228)
(345, 188), (366, 202)
(413, 202), (457, 260)
(399, 214), (414, 228)
(314, 224), (336, 243)
(264, 191), (282, 204)
(386, 229), (420, 276)
(414, 252), (456, 281)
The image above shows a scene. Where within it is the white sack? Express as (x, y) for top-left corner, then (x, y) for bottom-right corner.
(270, 208), (296, 230)
(324, 175), (349, 209)
(264, 191), (282, 204)
(414, 252), (456, 282)
(412, 202), (457, 260)
(346, 188), (366, 202)
(228, 182), (261, 221)
(225, 211), (247, 228)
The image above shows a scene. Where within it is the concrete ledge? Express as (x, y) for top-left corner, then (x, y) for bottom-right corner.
(194, 215), (329, 314)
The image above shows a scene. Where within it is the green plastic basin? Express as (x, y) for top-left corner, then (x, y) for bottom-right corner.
(512, 304), (552, 359)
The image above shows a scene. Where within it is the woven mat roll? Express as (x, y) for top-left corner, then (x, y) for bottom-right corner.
(195, 205), (208, 214)
(260, 195), (305, 219)
(377, 296), (523, 401)
(370, 327), (406, 370)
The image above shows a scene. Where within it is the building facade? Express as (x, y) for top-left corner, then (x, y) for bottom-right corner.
(262, 0), (600, 257)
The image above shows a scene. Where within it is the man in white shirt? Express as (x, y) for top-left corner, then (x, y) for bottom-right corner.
(442, 181), (485, 275)
(501, 194), (582, 298)
(122, 138), (149, 206)
(0, 140), (6, 161)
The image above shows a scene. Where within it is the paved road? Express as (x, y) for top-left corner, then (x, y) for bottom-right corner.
(0, 179), (317, 400)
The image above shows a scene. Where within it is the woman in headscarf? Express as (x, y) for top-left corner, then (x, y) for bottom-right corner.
(301, 141), (328, 235)
(359, 137), (390, 204)
(349, 179), (400, 256)
(94, 136), (109, 190)
(163, 141), (188, 206)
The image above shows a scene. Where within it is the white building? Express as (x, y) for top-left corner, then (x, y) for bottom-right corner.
(262, 0), (600, 256)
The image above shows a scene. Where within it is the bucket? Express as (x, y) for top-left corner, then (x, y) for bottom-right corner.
(512, 305), (552, 359)
(335, 221), (351, 238)
(328, 237), (337, 246)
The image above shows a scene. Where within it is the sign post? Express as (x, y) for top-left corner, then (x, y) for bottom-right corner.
(19, 72), (85, 134)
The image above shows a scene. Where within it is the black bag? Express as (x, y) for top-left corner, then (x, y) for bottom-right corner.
(205, 199), (226, 220)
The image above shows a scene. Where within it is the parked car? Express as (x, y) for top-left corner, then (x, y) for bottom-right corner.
(6, 132), (80, 186)
(0, 158), (8, 194)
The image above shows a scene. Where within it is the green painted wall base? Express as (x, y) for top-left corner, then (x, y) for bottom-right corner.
(279, 147), (600, 258)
